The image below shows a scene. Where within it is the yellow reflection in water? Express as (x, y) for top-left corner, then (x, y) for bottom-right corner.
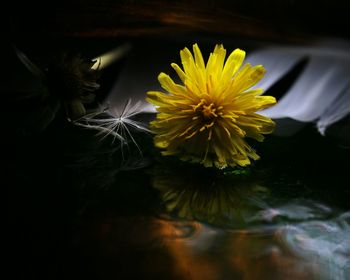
(151, 162), (268, 227)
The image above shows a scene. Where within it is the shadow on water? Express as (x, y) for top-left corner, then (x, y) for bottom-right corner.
(8, 118), (350, 279)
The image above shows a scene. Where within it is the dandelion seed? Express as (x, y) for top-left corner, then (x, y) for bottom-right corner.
(74, 99), (151, 161)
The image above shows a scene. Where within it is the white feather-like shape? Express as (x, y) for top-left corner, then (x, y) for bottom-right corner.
(253, 40), (350, 135)
(317, 85), (350, 135)
(246, 48), (304, 91)
(260, 54), (350, 121)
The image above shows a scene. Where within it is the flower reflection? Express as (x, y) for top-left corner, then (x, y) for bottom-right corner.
(151, 161), (269, 227)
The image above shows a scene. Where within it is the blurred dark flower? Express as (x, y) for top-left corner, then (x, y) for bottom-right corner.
(47, 53), (100, 120)
(12, 48), (101, 133)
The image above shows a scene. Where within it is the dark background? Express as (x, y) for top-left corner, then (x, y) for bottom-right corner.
(9, 0), (350, 51)
(7, 1), (350, 280)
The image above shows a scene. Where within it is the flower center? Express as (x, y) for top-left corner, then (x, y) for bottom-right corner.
(192, 99), (223, 123)
(201, 103), (217, 119)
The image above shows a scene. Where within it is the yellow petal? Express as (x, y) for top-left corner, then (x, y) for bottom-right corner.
(221, 48), (246, 82)
(157, 72), (187, 96)
(206, 44), (226, 80)
(180, 47), (195, 75)
(171, 63), (186, 83)
(235, 94), (276, 112)
(180, 47), (206, 92)
(192, 43), (205, 70)
(249, 65), (266, 86)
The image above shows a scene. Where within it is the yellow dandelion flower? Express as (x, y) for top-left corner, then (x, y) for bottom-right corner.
(146, 44), (276, 168)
